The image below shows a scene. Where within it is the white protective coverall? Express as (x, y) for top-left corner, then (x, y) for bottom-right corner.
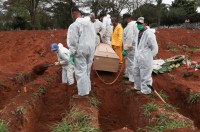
(123, 21), (138, 82)
(67, 17), (96, 96)
(56, 43), (74, 85)
(93, 19), (106, 45)
(102, 14), (112, 45)
(134, 29), (158, 94)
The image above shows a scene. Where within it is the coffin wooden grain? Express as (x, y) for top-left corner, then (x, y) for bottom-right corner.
(93, 43), (119, 72)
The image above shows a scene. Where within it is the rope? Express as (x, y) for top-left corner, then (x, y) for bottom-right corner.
(94, 62), (125, 85)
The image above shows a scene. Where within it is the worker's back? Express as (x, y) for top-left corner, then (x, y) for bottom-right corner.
(68, 17), (96, 55)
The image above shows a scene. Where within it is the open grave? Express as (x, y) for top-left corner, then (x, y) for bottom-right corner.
(0, 29), (200, 132)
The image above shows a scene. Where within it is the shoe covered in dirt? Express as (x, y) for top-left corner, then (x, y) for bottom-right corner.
(124, 80), (133, 85)
(130, 87), (140, 91)
(72, 94), (89, 99)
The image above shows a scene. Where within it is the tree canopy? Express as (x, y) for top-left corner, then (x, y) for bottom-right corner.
(0, 0), (199, 30)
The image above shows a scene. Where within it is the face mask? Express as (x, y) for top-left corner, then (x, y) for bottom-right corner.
(122, 21), (127, 28)
(137, 24), (144, 31)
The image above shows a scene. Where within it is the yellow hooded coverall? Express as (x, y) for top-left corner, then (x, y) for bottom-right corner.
(111, 23), (123, 63)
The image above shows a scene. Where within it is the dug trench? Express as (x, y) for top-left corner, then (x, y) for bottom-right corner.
(1, 65), (199, 132)
(93, 71), (199, 132)
(153, 69), (200, 129)
(0, 65), (74, 132)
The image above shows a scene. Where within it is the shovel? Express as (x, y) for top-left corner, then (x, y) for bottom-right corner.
(147, 85), (167, 104)
(32, 63), (54, 75)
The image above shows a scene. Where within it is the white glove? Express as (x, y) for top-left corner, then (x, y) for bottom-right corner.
(54, 62), (60, 66)
(124, 44), (132, 50)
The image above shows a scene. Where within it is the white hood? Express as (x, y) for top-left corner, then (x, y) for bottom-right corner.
(76, 17), (90, 25)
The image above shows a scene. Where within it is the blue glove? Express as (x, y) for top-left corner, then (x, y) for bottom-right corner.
(70, 56), (75, 65)
(122, 50), (127, 56)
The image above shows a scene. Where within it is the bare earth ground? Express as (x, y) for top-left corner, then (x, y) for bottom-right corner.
(0, 28), (200, 132)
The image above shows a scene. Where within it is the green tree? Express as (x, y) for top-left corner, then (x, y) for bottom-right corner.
(4, 0), (51, 29)
(171, 0), (200, 23)
(83, 0), (133, 19)
(156, 0), (162, 26)
(2, 0), (31, 30)
(197, 0), (200, 6)
(36, 8), (53, 29)
(172, 0), (197, 15)
(133, 3), (157, 25)
(12, 16), (28, 29)
(48, 0), (75, 29)
(161, 8), (187, 26)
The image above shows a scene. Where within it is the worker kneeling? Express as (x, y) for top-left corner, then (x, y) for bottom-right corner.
(51, 43), (74, 85)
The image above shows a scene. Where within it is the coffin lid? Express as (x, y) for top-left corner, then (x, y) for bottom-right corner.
(95, 43), (119, 59)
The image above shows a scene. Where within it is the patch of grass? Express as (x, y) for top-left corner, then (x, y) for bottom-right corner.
(32, 86), (47, 97)
(45, 76), (53, 84)
(16, 106), (26, 115)
(161, 103), (178, 112)
(159, 91), (168, 101)
(0, 119), (9, 132)
(51, 119), (72, 132)
(144, 115), (189, 132)
(151, 90), (168, 100)
(11, 106), (26, 125)
(150, 92), (157, 98)
(142, 102), (159, 115)
(51, 106), (100, 132)
(171, 48), (179, 52)
(170, 48), (179, 52)
(125, 88), (132, 93)
(188, 93), (200, 104)
(185, 47), (200, 52)
(0, 80), (7, 89)
(89, 97), (100, 107)
(15, 72), (26, 84)
(38, 86), (47, 94)
(32, 92), (38, 97)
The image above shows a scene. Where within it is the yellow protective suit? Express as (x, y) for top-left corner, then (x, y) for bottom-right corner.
(111, 23), (123, 63)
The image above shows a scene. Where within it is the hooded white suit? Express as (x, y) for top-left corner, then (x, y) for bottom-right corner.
(56, 43), (74, 85)
(123, 21), (138, 82)
(67, 18), (96, 96)
(134, 29), (158, 94)
(102, 14), (112, 45)
(93, 19), (106, 45)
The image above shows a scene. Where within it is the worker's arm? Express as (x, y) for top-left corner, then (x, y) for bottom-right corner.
(59, 52), (70, 65)
(148, 31), (158, 57)
(99, 22), (106, 38)
(67, 23), (79, 55)
(123, 24), (134, 50)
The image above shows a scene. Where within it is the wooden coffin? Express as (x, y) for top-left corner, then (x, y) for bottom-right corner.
(93, 43), (119, 72)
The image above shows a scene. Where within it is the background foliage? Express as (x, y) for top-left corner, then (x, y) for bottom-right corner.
(0, 0), (199, 30)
